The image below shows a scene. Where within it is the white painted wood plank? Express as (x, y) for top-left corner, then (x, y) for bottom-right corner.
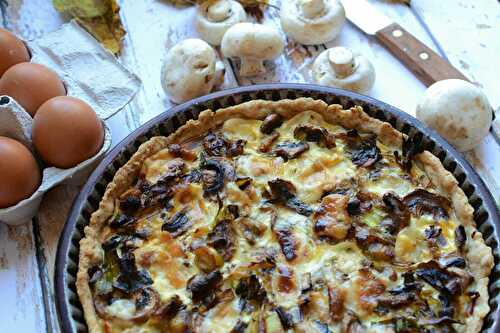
(0, 223), (46, 333)
(119, 0), (239, 126)
(411, 0), (500, 200)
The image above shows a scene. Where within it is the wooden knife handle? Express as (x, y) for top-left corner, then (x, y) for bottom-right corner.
(376, 23), (469, 87)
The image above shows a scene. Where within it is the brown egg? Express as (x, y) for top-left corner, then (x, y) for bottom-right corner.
(33, 96), (104, 169)
(0, 62), (66, 116)
(0, 136), (41, 208)
(0, 28), (30, 77)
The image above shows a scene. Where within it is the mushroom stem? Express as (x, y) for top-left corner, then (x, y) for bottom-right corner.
(300, 0), (325, 19)
(239, 58), (266, 77)
(328, 47), (355, 78)
(207, 0), (232, 22)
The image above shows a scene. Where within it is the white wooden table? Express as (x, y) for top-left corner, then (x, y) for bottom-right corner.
(1, 0), (499, 332)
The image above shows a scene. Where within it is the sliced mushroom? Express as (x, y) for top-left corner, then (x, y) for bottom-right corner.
(382, 192), (410, 234)
(344, 130), (381, 167)
(294, 124), (336, 148)
(94, 287), (160, 323)
(187, 270), (223, 306)
(274, 141), (309, 160)
(268, 178), (313, 216)
(415, 260), (470, 295)
(235, 274), (267, 307)
(221, 22), (285, 76)
(280, 0), (346, 45)
(161, 38), (225, 103)
(168, 143), (197, 161)
(275, 228), (298, 261)
(195, 0), (247, 46)
(113, 250), (153, 293)
(200, 157), (226, 196)
(260, 113), (284, 134)
(403, 189), (451, 219)
(259, 131), (280, 153)
(312, 47), (375, 93)
(208, 216), (236, 261)
(354, 226), (395, 262)
(162, 209), (191, 237)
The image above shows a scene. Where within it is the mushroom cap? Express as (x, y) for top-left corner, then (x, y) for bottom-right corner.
(416, 79), (492, 152)
(312, 47), (375, 93)
(281, 0), (346, 45)
(195, 0), (247, 46)
(221, 22), (285, 61)
(161, 38), (219, 104)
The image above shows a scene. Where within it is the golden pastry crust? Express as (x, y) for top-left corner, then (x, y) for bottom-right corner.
(77, 98), (493, 333)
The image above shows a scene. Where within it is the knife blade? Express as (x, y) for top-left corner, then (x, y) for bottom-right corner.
(340, 0), (468, 86)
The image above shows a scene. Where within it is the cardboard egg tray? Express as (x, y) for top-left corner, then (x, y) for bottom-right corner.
(0, 21), (141, 225)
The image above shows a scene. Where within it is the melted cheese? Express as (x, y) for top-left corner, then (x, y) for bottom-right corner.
(95, 110), (476, 333)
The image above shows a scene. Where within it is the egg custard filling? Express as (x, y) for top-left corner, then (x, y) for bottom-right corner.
(77, 98), (493, 333)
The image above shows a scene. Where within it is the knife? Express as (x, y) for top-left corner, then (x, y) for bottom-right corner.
(340, 0), (468, 87)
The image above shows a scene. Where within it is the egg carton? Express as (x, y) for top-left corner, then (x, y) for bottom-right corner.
(0, 21), (141, 225)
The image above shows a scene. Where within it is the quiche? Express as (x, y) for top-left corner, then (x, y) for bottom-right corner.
(77, 98), (494, 333)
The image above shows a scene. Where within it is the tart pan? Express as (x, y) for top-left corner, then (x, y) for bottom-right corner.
(55, 84), (500, 332)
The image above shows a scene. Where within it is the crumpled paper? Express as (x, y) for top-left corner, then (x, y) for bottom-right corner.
(53, 0), (125, 54)
(0, 21), (141, 226)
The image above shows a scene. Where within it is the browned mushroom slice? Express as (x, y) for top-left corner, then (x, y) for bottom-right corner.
(235, 274), (267, 312)
(313, 194), (351, 241)
(208, 219), (236, 261)
(344, 130), (381, 167)
(109, 213), (136, 229)
(259, 131), (280, 153)
(162, 209), (191, 237)
(394, 134), (424, 171)
(354, 226), (395, 262)
(94, 287), (160, 323)
(153, 295), (185, 321)
(203, 132), (228, 156)
(268, 178), (313, 216)
(455, 225), (466, 251)
(274, 141), (309, 160)
(227, 139), (247, 158)
(260, 113), (284, 134)
(119, 195), (142, 215)
(113, 250), (153, 293)
(415, 260), (471, 295)
(294, 124), (336, 148)
(203, 132), (247, 158)
(275, 228), (298, 261)
(157, 158), (186, 183)
(382, 192), (410, 234)
(230, 321), (249, 333)
(200, 157), (226, 196)
(187, 271), (223, 306)
(168, 143), (197, 161)
(403, 189), (451, 219)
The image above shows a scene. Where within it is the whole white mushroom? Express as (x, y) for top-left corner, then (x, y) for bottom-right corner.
(281, 0), (345, 45)
(312, 47), (375, 93)
(161, 39), (225, 104)
(195, 0), (247, 46)
(221, 22), (285, 77)
(416, 79), (493, 152)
